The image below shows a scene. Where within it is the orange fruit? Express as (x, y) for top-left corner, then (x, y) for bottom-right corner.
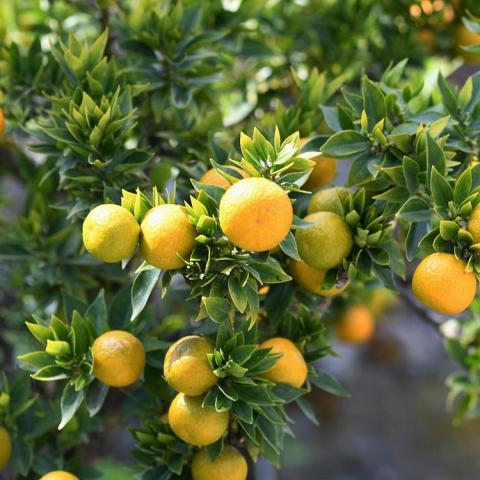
(82, 204), (140, 263)
(337, 305), (375, 344)
(219, 177), (293, 252)
(0, 427), (11, 470)
(140, 204), (197, 269)
(168, 393), (229, 446)
(164, 336), (217, 396)
(260, 337), (308, 388)
(456, 25), (480, 64)
(295, 211), (353, 270)
(467, 203), (480, 243)
(412, 252), (477, 315)
(39, 472), (79, 480)
(200, 167), (249, 189)
(92, 330), (146, 387)
(191, 446), (248, 480)
(290, 259), (349, 297)
(307, 187), (348, 216)
(0, 110), (4, 139)
(299, 137), (336, 190)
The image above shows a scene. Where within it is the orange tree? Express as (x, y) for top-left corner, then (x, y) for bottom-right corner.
(1, 1), (480, 478)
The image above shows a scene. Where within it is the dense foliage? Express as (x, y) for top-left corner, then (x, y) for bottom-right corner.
(1, 1), (480, 478)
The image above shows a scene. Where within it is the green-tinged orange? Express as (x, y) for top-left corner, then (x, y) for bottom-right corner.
(0, 427), (11, 470)
(168, 393), (229, 446)
(164, 336), (217, 396)
(191, 446), (248, 480)
(295, 211), (353, 270)
(467, 203), (480, 243)
(307, 187), (348, 216)
(92, 330), (146, 387)
(82, 204), (140, 263)
(140, 204), (197, 269)
(260, 337), (308, 388)
(290, 259), (349, 297)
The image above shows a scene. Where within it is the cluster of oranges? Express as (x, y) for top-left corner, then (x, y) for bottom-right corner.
(162, 334), (307, 479)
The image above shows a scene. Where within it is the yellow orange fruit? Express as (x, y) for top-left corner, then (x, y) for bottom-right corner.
(290, 259), (349, 297)
(82, 204), (140, 263)
(303, 155), (337, 190)
(168, 393), (229, 446)
(367, 288), (397, 317)
(140, 204), (197, 269)
(295, 211), (353, 270)
(337, 305), (375, 344)
(0, 427), (11, 470)
(200, 167), (249, 189)
(191, 446), (248, 480)
(467, 203), (480, 243)
(219, 177), (293, 252)
(456, 25), (480, 64)
(92, 330), (146, 387)
(260, 337), (308, 388)
(0, 110), (4, 139)
(39, 472), (78, 480)
(164, 336), (217, 396)
(412, 252), (477, 315)
(307, 187), (348, 216)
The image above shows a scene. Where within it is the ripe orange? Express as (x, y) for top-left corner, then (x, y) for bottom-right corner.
(82, 204), (140, 263)
(92, 330), (146, 387)
(39, 472), (79, 480)
(0, 427), (11, 470)
(337, 305), (375, 344)
(219, 177), (293, 252)
(412, 252), (477, 315)
(0, 110), (4, 139)
(290, 259), (349, 297)
(191, 446), (248, 480)
(456, 25), (480, 64)
(467, 204), (480, 243)
(164, 336), (217, 396)
(200, 167), (249, 189)
(260, 337), (308, 388)
(168, 393), (229, 446)
(140, 204), (197, 269)
(295, 211), (353, 270)
(301, 154), (336, 190)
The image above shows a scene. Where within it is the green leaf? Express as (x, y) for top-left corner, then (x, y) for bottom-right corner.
(430, 166), (453, 208)
(46, 340), (71, 357)
(398, 196), (432, 222)
(454, 168), (473, 205)
(425, 134), (446, 180)
(85, 380), (109, 417)
(31, 365), (69, 382)
(25, 322), (53, 345)
(402, 156), (419, 194)
(59, 383), (85, 430)
(279, 231), (300, 260)
(202, 297), (231, 323)
(321, 130), (370, 158)
(71, 311), (91, 355)
(311, 371), (350, 397)
(228, 276), (248, 313)
(131, 269), (161, 321)
(361, 76), (386, 129)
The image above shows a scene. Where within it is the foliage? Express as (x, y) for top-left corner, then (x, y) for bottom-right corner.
(0, 1), (480, 478)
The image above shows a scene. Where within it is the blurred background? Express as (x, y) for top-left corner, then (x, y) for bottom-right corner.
(2, 0), (480, 479)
